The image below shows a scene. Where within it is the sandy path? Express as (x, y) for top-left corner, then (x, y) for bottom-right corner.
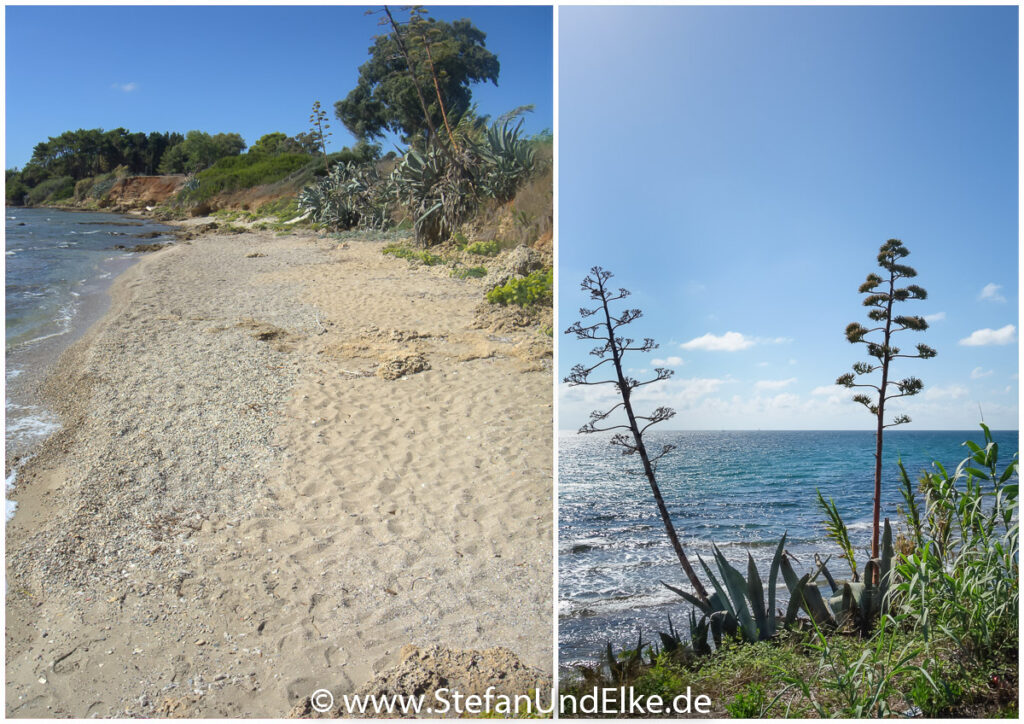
(5, 228), (552, 717)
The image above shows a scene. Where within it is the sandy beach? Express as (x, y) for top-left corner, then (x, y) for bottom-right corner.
(5, 223), (553, 717)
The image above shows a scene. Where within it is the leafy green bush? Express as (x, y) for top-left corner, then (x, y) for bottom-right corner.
(632, 653), (693, 703)
(486, 268), (552, 307)
(5, 169), (30, 206)
(181, 153), (310, 203)
(25, 175), (74, 205)
(451, 266), (487, 279)
(257, 197), (301, 222)
(465, 240), (500, 256)
(382, 244), (442, 266)
(891, 423), (1018, 660)
(725, 684), (767, 718)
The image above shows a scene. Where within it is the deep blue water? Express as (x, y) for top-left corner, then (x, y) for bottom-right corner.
(5, 208), (174, 517)
(558, 428), (1019, 665)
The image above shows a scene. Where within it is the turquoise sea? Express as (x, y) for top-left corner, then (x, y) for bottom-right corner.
(558, 428), (1018, 666)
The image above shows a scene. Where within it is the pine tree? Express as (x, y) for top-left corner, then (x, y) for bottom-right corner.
(837, 239), (936, 562)
(565, 267), (708, 603)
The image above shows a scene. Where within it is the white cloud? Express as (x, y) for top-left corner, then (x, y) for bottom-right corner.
(112, 82), (139, 92)
(651, 356), (683, 367)
(681, 331), (754, 352)
(959, 325), (1016, 347)
(811, 385), (841, 395)
(970, 367), (993, 379)
(924, 385), (969, 400)
(979, 283), (1006, 303)
(924, 312), (946, 323)
(755, 377), (797, 391)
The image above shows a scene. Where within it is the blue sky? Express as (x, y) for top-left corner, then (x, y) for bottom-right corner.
(4, 5), (552, 169)
(560, 6), (1018, 431)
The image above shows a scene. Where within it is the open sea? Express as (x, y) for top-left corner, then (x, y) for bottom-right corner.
(5, 208), (174, 519)
(558, 428), (1019, 666)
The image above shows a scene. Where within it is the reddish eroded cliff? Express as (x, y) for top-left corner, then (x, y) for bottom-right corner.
(101, 175), (187, 211)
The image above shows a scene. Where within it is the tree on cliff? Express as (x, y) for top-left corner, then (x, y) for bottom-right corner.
(837, 239), (935, 562)
(335, 7), (500, 147)
(158, 131), (246, 174)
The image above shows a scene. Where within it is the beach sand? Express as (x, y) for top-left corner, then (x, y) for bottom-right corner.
(5, 225), (553, 717)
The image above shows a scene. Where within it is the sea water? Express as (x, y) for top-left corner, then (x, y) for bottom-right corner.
(558, 428), (1018, 666)
(5, 208), (175, 519)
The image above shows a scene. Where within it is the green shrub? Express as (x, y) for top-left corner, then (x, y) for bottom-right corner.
(382, 244), (442, 266)
(257, 197), (301, 222)
(486, 268), (552, 307)
(451, 266), (487, 279)
(909, 664), (965, 717)
(73, 176), (95, 201)
(465, 239), (500, 256)
(632, 654), (692, 703)
(25, 175), (75, 205)
(725, 684), (766, 718)
(181, 153), (310, 203)
(5, 170), (30, 206)
(89, 172), (119, 200)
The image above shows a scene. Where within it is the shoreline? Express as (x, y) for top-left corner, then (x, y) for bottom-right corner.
(5, 222), (553, 716)
(5, 208), (182, 518)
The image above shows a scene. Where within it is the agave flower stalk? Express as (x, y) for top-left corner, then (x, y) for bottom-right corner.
(565, 267), (708, 603)
(837, 239), (935, 562)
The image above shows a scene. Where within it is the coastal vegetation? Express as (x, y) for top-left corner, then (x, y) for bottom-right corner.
(561, 268), (1017, 717)
(486, 268), (553, 307)
(6, 6), (551, 321)
(563, 267), (707, 601)
(837, 239), (936, 558)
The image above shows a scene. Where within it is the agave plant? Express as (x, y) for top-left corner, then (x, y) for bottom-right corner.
(789, 518), (896, 635)
(477, 119), (536, 203)
(662, 534), (791, 648)
(825, 522), (895, 636)
(390, 146), (478, 246)
(298, 161), (393, 231)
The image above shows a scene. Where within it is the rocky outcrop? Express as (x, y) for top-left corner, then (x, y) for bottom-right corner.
(482, 244), (544, 290)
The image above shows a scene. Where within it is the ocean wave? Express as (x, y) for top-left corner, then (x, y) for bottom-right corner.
(8, 326), (72, 350)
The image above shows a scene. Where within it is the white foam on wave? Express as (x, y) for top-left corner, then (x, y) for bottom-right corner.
(6, 467), (21, 523)
(13, 328), (71, 348)
(845, 520), (873, 532)
(6, 408), (61, 440)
